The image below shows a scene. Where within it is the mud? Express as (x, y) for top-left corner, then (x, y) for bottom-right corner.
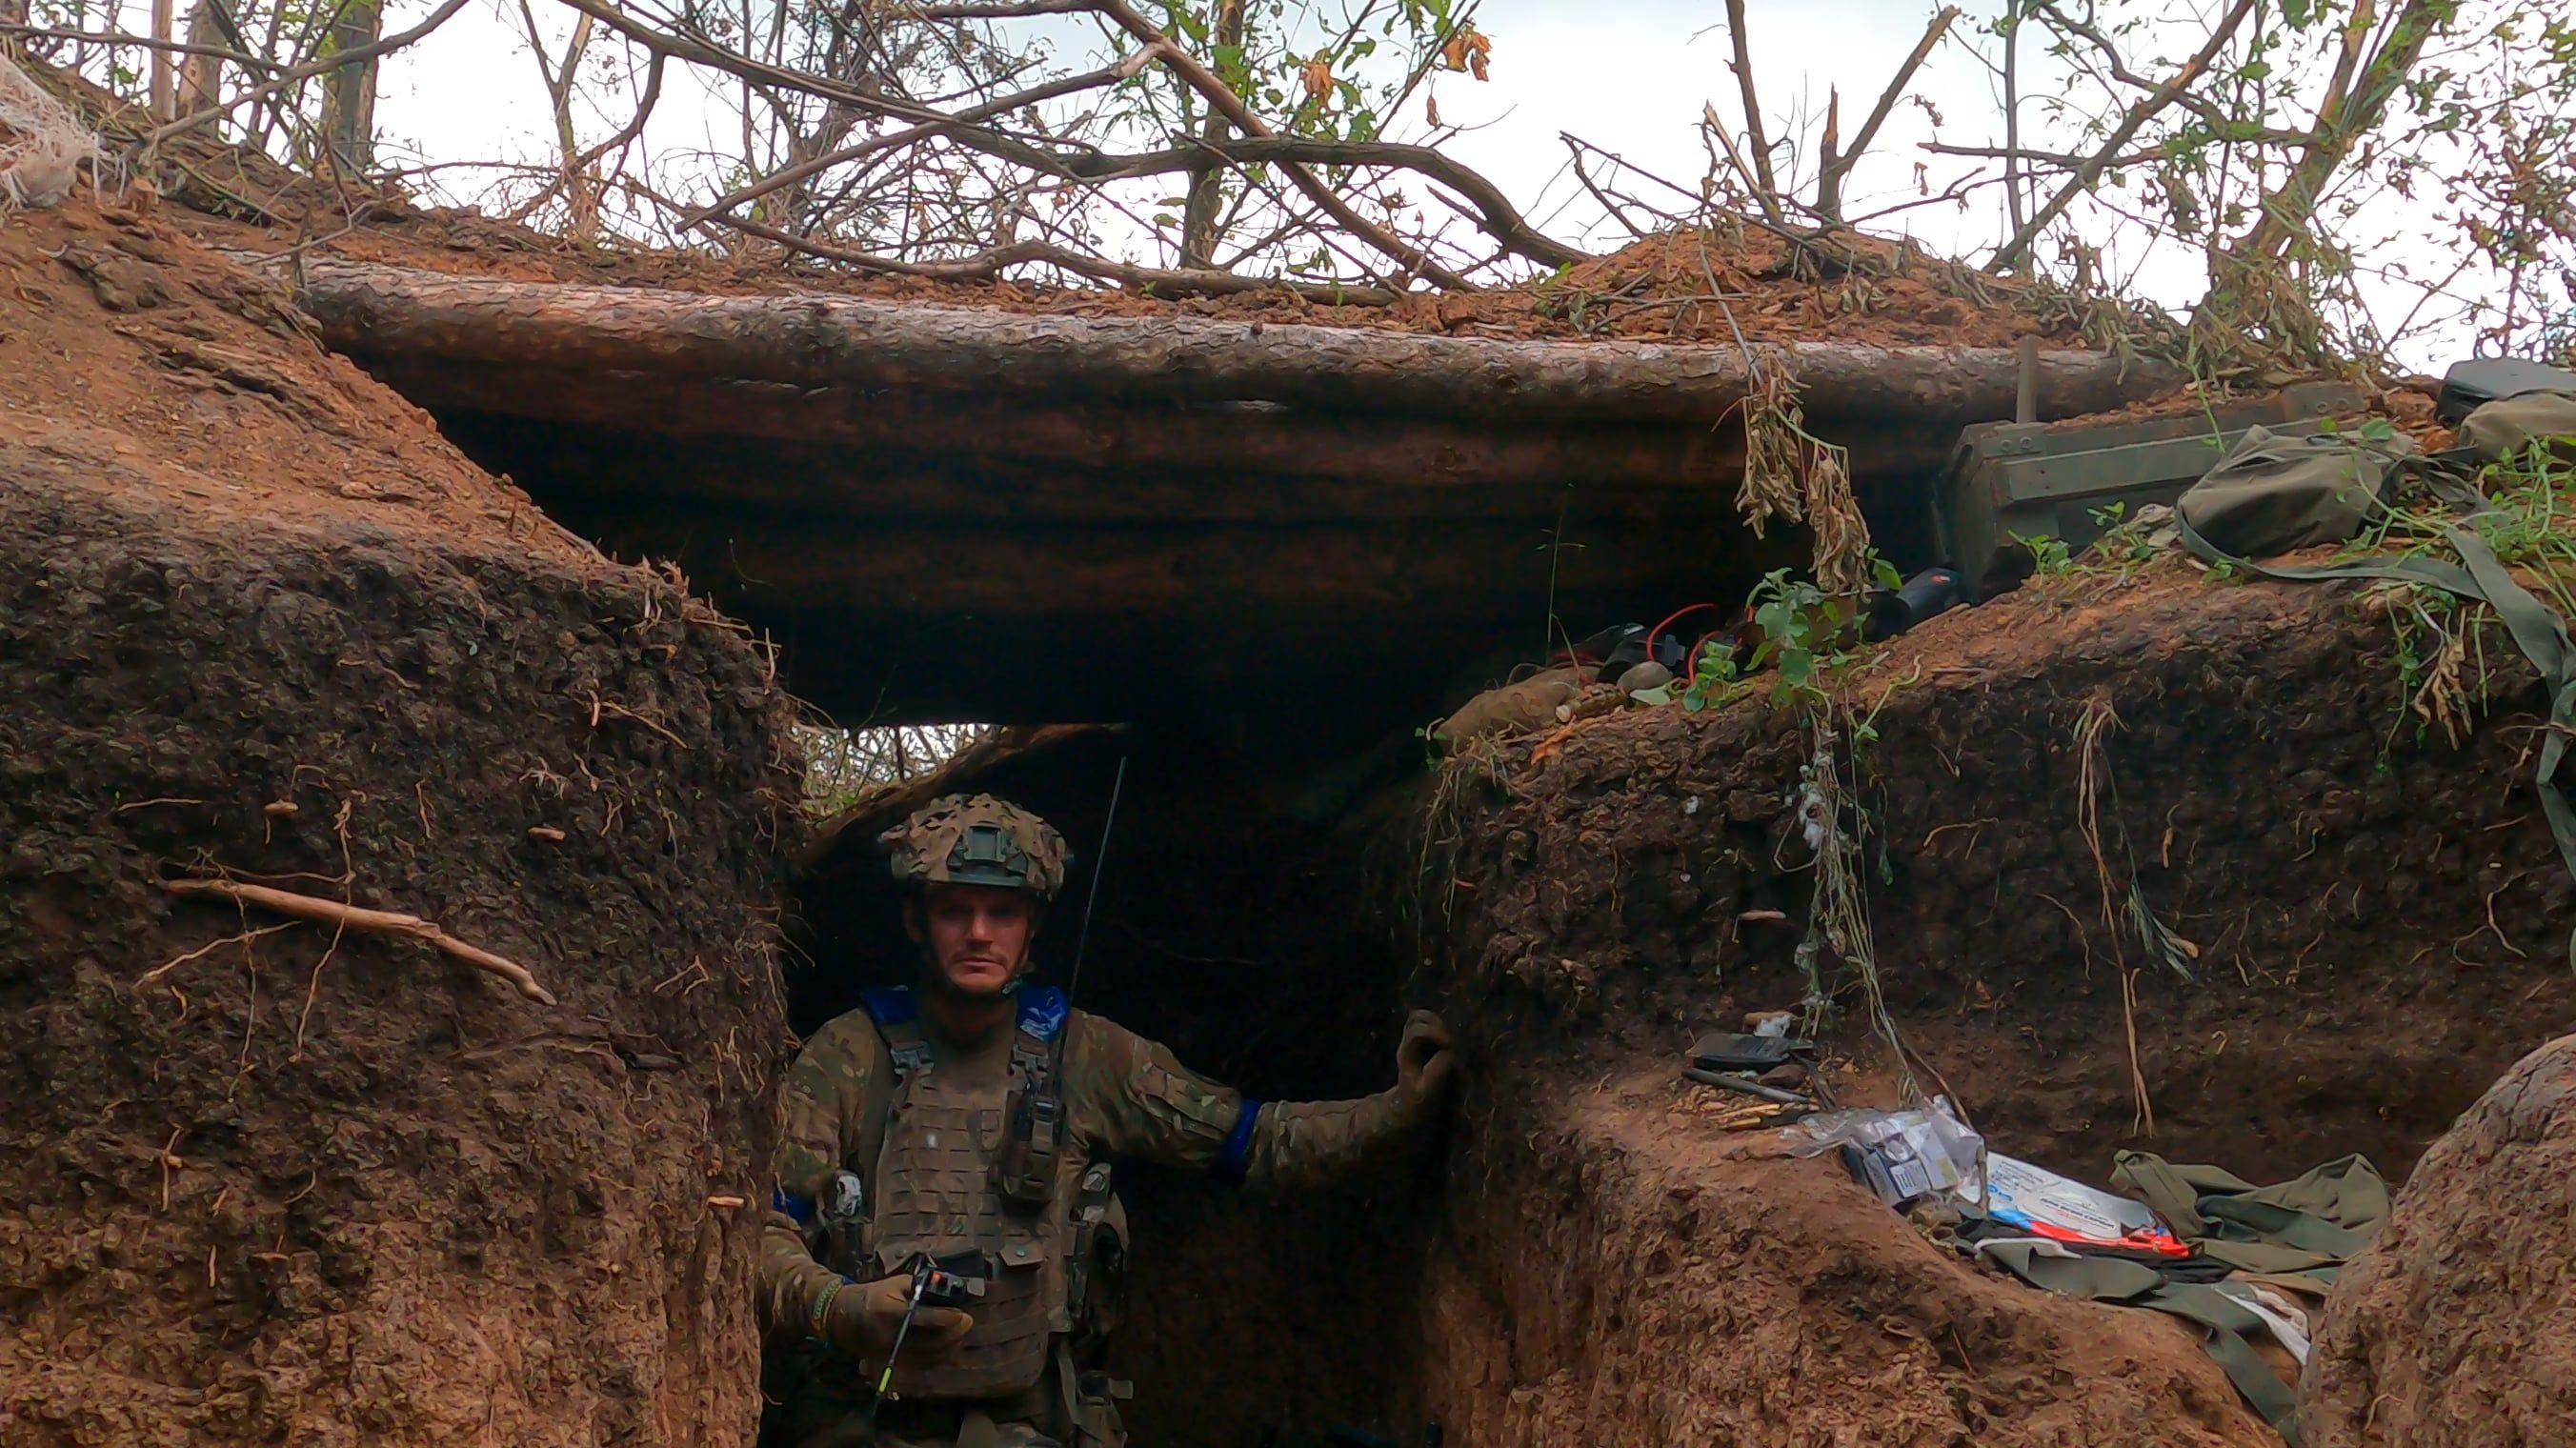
(0, 196), (803, 1446)
(2303, 1031), (2576, 1447)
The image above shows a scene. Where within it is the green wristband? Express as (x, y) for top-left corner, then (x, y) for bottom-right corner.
(809, 1279), (844, 1341)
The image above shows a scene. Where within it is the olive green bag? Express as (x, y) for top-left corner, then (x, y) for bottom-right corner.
(2174, 425), (2408, 559)
(2175, 431), (2576, 967)
(2459, 390), (2576, 463)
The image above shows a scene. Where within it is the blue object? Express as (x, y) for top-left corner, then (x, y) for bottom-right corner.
(773, 1186), (815, 1225)
(861, 983), (1066, 1040)
(1017, 986), (1068, 1042)
(858, 986), (918, 1026)
(1213, 1099), (1264, 1185)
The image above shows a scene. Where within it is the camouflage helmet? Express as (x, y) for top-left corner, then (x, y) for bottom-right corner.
(879, 794), (1070, 901)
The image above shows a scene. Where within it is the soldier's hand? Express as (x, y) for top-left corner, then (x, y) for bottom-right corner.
(1396, 1010), (1455, 1103)
(823, 1276), (975, 1360)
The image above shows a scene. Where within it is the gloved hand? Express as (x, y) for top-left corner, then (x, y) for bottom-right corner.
(1395, 1010), (1456, 1109)
(819, 1274), (975, 1361)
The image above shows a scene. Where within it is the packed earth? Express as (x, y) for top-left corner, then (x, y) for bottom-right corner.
(7, 41), (2576, 1448)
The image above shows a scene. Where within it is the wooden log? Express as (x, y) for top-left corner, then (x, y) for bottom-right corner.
(375, 359), (1754, 496)
(281, 256), (2179, 426)
(449, 413), (1758, 523)
(587, 515), (1749, 615)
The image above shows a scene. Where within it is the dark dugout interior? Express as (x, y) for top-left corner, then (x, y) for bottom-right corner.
(788, 725), (1447, 1444)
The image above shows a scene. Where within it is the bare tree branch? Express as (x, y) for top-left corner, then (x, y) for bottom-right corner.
(1719, 0), (1781, 221)
(1815, 5), (1959, 221)
(677, 47), (1153, 230)
(1089, 135), (1590, 269)
(143, 0), (473, 147)
(0, 22), (278, 72)
(1987, 0), (2261, 272)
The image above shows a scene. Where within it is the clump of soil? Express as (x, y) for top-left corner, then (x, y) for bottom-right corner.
(2302, 1032), (2576, 1446)
(0, 194), (803, 1446)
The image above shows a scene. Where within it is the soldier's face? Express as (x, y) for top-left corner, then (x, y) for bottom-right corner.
(909, 884), (1036, 998)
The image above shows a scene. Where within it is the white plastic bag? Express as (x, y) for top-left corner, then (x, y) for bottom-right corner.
(1788, 1096), (1985, 1207)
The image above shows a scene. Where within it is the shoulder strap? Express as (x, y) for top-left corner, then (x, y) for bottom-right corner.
(855, 988), (932, 1202)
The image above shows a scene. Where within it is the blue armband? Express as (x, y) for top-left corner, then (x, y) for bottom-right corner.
(772, 1186), (815, 1224)
(1212, 1098), (1263, 1186)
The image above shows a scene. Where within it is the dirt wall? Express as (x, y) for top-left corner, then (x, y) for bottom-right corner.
(1399, 567), (2576, 1444)
(0, 198), (802, 1447)
(2302, 1032), (2576, 1447)
(1423, 572), (2576, 1183)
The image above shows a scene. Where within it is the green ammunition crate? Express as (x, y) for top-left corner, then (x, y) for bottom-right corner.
(1936, 381), (2368, 593)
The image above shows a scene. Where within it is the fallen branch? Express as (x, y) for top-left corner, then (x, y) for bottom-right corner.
(164, 877), (558, 1006)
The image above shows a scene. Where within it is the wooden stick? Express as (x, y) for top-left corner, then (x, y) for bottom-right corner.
(164, 878), (558, 1006)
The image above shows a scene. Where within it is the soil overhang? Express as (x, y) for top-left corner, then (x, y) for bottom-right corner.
(279, 255), (2179, 736)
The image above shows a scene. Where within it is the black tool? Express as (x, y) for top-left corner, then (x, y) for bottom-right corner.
(861, 1252), (989, 1424)
(1682, 1066), (1811, 1105)
(1689, 1030), (1806, 1073)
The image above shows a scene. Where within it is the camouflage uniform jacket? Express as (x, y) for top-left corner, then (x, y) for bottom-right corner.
(759, 984), (1427, 1343)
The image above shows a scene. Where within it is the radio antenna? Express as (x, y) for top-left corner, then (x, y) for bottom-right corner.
(1062, 755), (1127, 1008)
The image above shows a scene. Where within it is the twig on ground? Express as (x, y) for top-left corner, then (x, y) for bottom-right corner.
(163, 878), (558, 1005)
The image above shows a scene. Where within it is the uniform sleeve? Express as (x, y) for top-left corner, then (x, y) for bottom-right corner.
(1064, 1012), (1434, 1194)
(757, 1012), (880, 1341)
(1063, 1012), (1248, 1173)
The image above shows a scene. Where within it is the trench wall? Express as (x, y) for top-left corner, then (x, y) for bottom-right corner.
(0, 455), (801, 1446)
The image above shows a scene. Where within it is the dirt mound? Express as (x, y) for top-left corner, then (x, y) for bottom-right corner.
(2301, 1033), (2576, 1447)
(1422, 1064), (2270, 1445)
(0, 195), (802, 1446)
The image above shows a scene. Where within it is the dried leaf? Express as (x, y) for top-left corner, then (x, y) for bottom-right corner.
(1439, 27), (1492, 81)
(1301, 54), (1335, 106)
(1426, 94), (1441, 129)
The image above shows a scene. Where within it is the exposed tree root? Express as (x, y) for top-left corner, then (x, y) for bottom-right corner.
(163, 877), (558, 1006)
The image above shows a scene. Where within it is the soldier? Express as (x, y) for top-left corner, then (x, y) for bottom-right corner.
(758, 794), (1455, 1448)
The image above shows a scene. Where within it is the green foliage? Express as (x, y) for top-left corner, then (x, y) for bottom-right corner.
(2016, 532), (2077, 577)
(1678, 566), (1881, 714)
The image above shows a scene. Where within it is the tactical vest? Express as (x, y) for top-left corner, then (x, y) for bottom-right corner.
(838, 987), (1117, 1402)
